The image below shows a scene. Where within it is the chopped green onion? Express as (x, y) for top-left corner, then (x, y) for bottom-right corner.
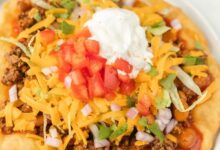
(98, 125), (112, 139)
(195, 58), (205, 65)
(138, 117), (148, 127)
(127, 96), (136, 108)
(183, 56), (205, 66)
(138, 118), (164, 143)
(183, 56), (197, 65)
(148, 122), (165, 143)
(110, 124), (117, 131)
(33, 12), (42, 22)
(110, 124), (128, 139)
(159, 74), (176, 90)
(155, 90), (171, 109)
(55, 13), (69, 19)
(194, 41), (203, 50)
(60, 0), (76, 11)
(59, 21), (74, 35)
(148, 66), (159, 77)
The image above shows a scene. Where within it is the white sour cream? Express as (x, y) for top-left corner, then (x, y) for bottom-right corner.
(85, 8), (153, 78)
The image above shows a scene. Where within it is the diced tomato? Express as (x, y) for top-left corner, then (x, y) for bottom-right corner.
(71, 54), (89, 69)
(118, 73), (131, 83)
(58, 61), (72, 81)
(40, 29), (56, 45)
(75, 27), (91, 39)
(75, 37), (86, 55)
(136, 96), (151, 116)
(114, 58), (133, 73)
(105, 91), (116, 100)
(72, 84), (89, 102)
(87, 55), (106, 75)
(88, 73), (105, 97)
(70, 70), (86, 85)
(104, 65), (120, 91)
(11, 19), (21, 37)
(60, 42), (75, 63)
(84, 39), (100, 54)
(120, 79), (135, 95)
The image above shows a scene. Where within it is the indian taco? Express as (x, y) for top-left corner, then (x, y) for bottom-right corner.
(0, 0), (220, 149)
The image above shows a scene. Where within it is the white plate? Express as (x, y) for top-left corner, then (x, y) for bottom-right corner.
(0, 0), (220, 149)
(166, 0), (220, 149)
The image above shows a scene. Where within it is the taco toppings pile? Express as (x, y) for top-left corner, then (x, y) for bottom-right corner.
(0, 0), (218, 150)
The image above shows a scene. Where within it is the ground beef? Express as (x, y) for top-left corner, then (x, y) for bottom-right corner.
(20, 104), (32, 113)
(151, 139), (177, 150)
(175, 79), (197, 102)
(194, 72), (213, 91)
(18, 11), (35, 30)
(17, 0), (32, 12)
(0, 118), (13, 134)
(1, 47), (29, 86)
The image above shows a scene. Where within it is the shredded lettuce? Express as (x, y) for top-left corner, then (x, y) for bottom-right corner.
(155, 90), (171, 109)
(169, 83), (208, 112)
(31, 0), (54, 9)
(173, 66), (202, 96)
(159, 74), (176, 90)
(0, 37), (31, 57)
(148, 21), (170, 36)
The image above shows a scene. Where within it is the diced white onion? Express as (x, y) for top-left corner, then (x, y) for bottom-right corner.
(157, 108), (172, 124)
(173, 66), (202, 96)
(9, 85), (18, 103)
(136, 131), (154, 143)
(64, 76), (72, 89)
(81, 104), (92, 116)
(155, 119), (166, 131)
(71, 7), (87, 21)
(94, 139), (110, 148)
(31, 0), (53, 9)
(117, 70), (127, 76)
(126, 107), (139, 119)
(49, 127), (58, 138)
(45, 137), (62, 148)
(170, 19), (182, 31)
(110, 104), (121, 112)
(123, 0), (136, 6)
(89, 124), (99, 139)
(57, 39), (65, 46)
(41, 66), (58, 76)
(165, 119), (177, 134)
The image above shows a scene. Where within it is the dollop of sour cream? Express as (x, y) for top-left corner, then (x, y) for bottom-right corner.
(85, 8), (153, 78)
